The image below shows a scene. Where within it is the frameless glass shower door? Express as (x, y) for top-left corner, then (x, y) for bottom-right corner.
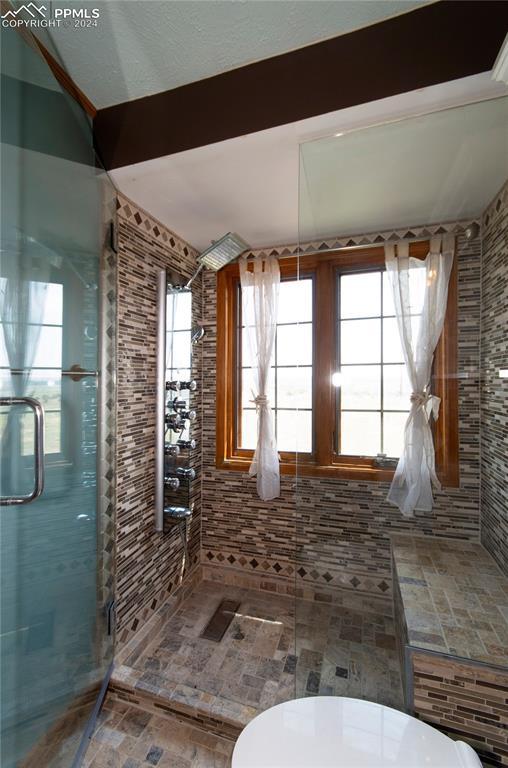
(1, 26), (116, 768)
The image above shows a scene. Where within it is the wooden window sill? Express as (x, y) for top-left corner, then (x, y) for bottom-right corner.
(216, 456), (396, 482)
(217, 456), (458, 486)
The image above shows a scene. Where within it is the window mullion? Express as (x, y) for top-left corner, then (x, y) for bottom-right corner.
(314, 262), (334, 467)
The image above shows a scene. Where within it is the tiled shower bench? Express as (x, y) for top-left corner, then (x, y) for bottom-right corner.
(392, 535), (508, 767)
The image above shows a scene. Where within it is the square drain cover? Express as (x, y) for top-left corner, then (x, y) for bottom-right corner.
(200, 599), (240, 642)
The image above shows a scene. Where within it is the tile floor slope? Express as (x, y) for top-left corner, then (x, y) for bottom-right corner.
(104, 580), (402, 745)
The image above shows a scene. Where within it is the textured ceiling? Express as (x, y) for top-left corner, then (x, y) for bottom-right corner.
(48, 0), (428, 108)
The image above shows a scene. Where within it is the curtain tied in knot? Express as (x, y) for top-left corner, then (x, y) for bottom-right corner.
(250, 394), (269, 410)
(410, 390), (440, 420)
(384, 234), (455, 516)
(239, 254), (280, 501)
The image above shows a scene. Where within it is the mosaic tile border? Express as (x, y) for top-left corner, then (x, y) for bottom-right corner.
(201, 567), (394, 619)
(244, 218), (479, 260)
(116, 192), (199, 265)
(482, 179), (508, 235)
(97, 186), (118, 639)
(202, 549), (391, 598)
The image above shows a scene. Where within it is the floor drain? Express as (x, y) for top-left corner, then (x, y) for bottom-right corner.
(200, 599), (241, 642)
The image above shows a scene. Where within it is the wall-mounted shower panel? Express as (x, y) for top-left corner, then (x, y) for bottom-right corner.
(155, 274), (196, 533)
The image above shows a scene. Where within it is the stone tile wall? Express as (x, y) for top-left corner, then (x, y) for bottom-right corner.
(411, 653), (508, 766)
(202, 223), (482, 598)
(115, 193), (203, 643)
(481, 181), (508, 576)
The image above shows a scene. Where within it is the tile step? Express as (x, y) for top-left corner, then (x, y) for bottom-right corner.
(109, 666), (259, 741)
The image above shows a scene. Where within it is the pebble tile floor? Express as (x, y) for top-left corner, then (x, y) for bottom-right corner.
(85, 581), (403, 766)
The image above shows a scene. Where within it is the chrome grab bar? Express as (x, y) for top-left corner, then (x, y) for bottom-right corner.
(0, 396), (45, 505)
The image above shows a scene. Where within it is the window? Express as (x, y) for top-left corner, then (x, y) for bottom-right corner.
(217, 243), (458, 483)
(0, 280), (63, 456)
(166, 289), (192, 441)
(239, 278), (313, 453)
(337, 270), (412, 458)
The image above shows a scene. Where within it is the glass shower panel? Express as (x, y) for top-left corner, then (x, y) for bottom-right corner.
(1, 25), (116, 768)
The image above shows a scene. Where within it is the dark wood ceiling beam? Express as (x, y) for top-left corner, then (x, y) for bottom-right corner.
(93, 1), (508, 171)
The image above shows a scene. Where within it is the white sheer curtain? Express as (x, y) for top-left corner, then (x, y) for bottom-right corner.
(239, 255), (280, 501)
(385, 234), (455, 516)
(0, 276), (48, 394)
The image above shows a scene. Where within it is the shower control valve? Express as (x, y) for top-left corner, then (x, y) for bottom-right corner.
(170, 398), (188, 412)
(164, 476), (180, 490)
(165, 413), (182, 431)
(177, 438), (196, 450)
(166, 467), (196, 481)
(164, 443), (181, 457)
(180, 409), (196, 422)
(166, 380), (181, 392)
(180, 380), (197, 391)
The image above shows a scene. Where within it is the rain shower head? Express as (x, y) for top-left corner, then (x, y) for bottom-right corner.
(199, 232), (250, 270)
(186, 232), (250, 287)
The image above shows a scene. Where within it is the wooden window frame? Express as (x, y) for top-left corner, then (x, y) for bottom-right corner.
(216, 242), (459, 485)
